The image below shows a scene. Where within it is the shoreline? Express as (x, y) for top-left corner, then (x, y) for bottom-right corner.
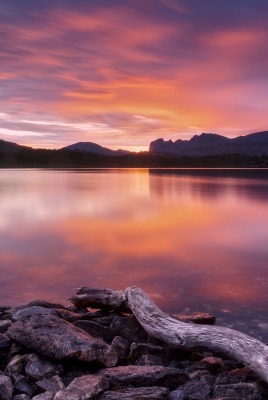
(0, 296), (267, 400)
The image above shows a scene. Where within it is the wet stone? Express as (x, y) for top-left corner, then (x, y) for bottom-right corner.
(99, 386), (169, 400)
(98, 365), (188, 390)
(25, 353), (63, 380)
(0, 374), (13, 400)
(74, 320), (116, 343)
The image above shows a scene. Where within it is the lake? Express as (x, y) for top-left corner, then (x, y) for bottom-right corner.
(1, 168), (268, 341)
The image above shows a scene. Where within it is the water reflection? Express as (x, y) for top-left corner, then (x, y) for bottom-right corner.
(0, 169), (268, 340)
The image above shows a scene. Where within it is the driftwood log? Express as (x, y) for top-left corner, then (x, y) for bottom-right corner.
(70, 286), (268, 383)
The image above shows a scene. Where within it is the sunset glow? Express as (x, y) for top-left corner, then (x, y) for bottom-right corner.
(1, 1), (267, 150)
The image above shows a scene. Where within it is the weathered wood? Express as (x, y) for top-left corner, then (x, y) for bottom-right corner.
(71, 286), (268, 383)
(70, 287), (130, 312)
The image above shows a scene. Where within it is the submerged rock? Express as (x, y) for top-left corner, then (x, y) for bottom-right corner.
(8, 313), (118, 367)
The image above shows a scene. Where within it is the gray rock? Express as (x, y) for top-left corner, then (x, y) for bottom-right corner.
(110, 315), (148, 342)
(9, 301), (65, 315)
(99, 386), (169, 400)
(0, 333), (11, 351)
(213, 382), (263, 399)
(176, 372), (214, 400)
(98, 365), (188, 389)
(25, 354), (63, 380)
(167, 388), (185, 400)
(111, 336), (130, 359)
(32, 393), (54, 400)
(8, 314), (118, 367)
(4, 354), (28, 377)
(12, 306), (56, 321)
(0, 320), (12, 333)
(36, 375), (65, 393)
(13, 395), (32, 400)
(0, 375), (13, 400)
(75, 320), (116, 343)
(14, 375), (36, 396)
(54, 375), (109, 400)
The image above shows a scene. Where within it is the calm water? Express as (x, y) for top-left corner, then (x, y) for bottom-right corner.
(1, 168), (268, 340)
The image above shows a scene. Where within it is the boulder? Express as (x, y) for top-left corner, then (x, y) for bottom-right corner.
(8, 314), (118, 367)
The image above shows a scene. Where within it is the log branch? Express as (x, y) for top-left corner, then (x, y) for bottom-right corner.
(71, 286), (268, 383)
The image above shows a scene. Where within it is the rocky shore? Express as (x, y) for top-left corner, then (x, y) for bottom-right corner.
(0, 298), (267, 400)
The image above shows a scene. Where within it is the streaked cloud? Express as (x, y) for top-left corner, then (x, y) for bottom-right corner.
(0, 0), (267, 149)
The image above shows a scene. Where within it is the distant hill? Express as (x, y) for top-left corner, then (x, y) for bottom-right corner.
(62, 142), (130, 156)
(0, 139), (31, 152)
(149, 131), (268, 156)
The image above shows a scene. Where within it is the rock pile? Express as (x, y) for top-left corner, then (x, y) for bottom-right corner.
(0, 300), (267, 399)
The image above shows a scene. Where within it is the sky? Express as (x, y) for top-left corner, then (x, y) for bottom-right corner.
(0, 0), (268, 151)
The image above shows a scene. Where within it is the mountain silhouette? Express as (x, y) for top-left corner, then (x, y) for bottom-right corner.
(0, 139), (30, 152)
(62, 142), (130, 156)
(149, 131), (268, 156)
